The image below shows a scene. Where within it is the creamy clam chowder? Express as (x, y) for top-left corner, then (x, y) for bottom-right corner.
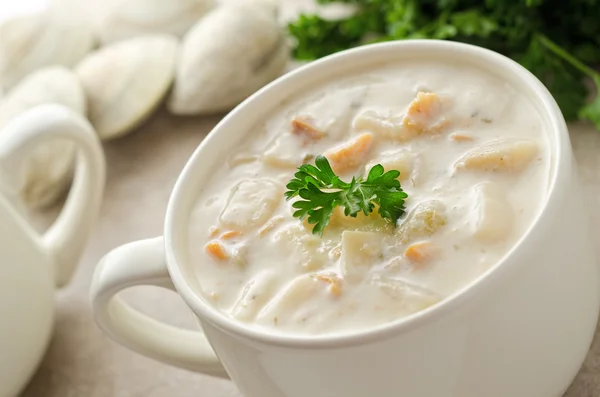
(187, 59), (550, 335)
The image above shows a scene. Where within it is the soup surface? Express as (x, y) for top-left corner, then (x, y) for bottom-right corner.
(187, 59), (551, 335)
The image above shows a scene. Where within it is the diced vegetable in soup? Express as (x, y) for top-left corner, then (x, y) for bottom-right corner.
(188, 60), (550, 336)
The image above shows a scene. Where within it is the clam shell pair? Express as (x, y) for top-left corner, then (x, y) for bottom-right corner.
(0, 0), (288, 210)
(0, 35), (177, 209)
(0, 33), (178, 208)
(0, 67), (85, 209)
(168, 2), (288, 114)
(98, 0), (215, 44)
(0, 10), (94, 91)
(76, 35), (179, 140)
(84, 1), (287, 125)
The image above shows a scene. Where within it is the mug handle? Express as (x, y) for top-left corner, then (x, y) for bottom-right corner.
(90, 236), (228, 378)
(0, 104), (105, 287)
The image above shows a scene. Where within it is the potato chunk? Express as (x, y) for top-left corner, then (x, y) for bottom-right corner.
(397, 200), (447, 244)
(324, 132), (374, 174)
(365, 151), (415, 181)
(456, 139), (538, 173)
(370, 276), (441, 312)
(256, 273), (337, 325)
(220, 179), (283, 230)
(231, 271), (279, 322)
(262, 133), (305, 168)
(341, 231), (385, 281)
(273, 224), (329, 272)
(471, 182), (513, 243)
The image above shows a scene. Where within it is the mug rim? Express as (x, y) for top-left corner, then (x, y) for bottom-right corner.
(164, 39), (569, 348)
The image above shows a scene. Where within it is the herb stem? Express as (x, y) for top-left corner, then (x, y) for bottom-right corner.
(537, 34), (600, 79)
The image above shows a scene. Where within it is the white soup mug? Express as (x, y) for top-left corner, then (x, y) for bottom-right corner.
(90, 41), (599, 397)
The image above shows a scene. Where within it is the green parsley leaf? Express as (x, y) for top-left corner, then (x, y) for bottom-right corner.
(285, 155), (408, 236)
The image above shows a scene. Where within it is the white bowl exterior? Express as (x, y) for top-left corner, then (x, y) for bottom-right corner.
(163, 41), (600, 396)
(198, 171), (599, 397)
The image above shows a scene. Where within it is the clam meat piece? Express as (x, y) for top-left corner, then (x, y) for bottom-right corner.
(0, 67), (86, 209)
(455, 139), (538, 173)
(98, 0), (215, 44)
(168, 3), (288, 115)
(340, 231), (384, 281)
(0, 10), (94, 91)
(75, 34), (178, 140)
(272, 224), (329, 272)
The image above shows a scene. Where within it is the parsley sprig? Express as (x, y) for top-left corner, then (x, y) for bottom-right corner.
(288, 0), (600, 130)
(285, 155), (408, 235)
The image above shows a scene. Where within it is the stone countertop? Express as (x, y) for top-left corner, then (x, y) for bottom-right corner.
(5, 1), (599, 396)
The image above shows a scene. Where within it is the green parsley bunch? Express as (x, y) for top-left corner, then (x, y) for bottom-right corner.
(288, 0), (600, 130)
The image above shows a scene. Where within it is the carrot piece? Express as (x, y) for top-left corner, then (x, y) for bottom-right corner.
(404, 241), (436, 265)
(209, 226), (220, 237)
(220, 230), (242, 240)
(205, 240), (229, 260)
(402, 92), (448, 134)
(291, 115), (325, 141)
(324, 132), (374, 173)
(404, 92), (441, 121)
(449, 133), (474, 142)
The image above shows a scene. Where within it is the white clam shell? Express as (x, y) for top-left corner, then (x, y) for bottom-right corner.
(98, 0), (215, 44)
(75, 34), (178, 140)
(0, 10), (95, 91)
(168, 3), (288, 115)
(0, 67), (86, 209)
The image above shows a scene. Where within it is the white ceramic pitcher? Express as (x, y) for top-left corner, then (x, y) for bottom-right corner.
(0, 104), (105, 397)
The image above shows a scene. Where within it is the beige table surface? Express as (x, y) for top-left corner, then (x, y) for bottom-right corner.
(4, 1), (600, 396)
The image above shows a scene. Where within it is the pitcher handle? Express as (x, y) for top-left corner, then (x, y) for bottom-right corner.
(90, 236), (228, 378)
(0, 104), (105, 287)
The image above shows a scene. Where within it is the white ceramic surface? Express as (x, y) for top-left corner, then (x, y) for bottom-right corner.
(90, 41), (600, 397)
(0, 104), (105, 397)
